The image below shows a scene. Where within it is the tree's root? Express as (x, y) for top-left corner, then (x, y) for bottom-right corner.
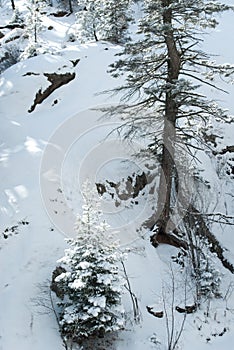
(150, 205), (234, 274)
(150, 229), (188, 250)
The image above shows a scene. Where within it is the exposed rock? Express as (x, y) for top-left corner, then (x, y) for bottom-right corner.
(28, 72), (76, 113)
(146, 306), (164, 318)
(4, 34), (21, 43)
(150, 229), (188, 250)
(175, 304), (197, 314)
(202, 132), (223, 148)
(214, 145), (234, 155)
(0, 23), (25, 30)
(132, 172), (148, 198)
(22, 72), (40, 76)
(96, 183), (106, 196)
(50, 266), (66, 299)
(96, 172), (149, 205)
(51, 11), (69, 17)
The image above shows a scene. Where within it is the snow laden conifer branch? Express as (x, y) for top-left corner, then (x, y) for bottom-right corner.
(109, 0), (234, 128)
(53, 181), (125, 345)
(73, 180), (111, 247)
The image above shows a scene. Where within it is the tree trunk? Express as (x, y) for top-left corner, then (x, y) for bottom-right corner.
(155, 1), (181, 235)
(93, 28), (98, 42)
(11, 0), (15, 10)
(68, 0), (73, 13)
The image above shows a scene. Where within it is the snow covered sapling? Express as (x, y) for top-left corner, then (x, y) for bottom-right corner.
(20, 0), (45, 59)
(194, 249), (222, 300)
(53, 181), (125, 343)
(76, 0), (131, 43)
(57, 0), (76, 13)
(76, 0), (101, 42)
(10, 8), (24, 25)
(57, 244), (125, 341)
(99, 0), (132, 44)
(174, 226), (222, 301)
(26, 0), (44, 43)
(0, 43), (21, 73)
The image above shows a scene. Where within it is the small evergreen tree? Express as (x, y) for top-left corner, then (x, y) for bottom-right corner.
(57, 0), (77, 13)
(76, 0), (131, 43)
(76, 0), (101, 42)
(26, 0), (44, 44)
(54, 181), (125, 343)
(0, 43), (21, 73)
(21, 0), (45, 59)
(10, 8), (24, 25)
(100, 0), (132, 44)
(196, 253), (221, 299)
(189, 237), (222, 300)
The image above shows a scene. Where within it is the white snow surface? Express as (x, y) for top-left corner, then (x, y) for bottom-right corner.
(0, 2), (234, 350)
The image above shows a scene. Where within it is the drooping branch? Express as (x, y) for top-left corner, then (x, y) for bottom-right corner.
(183, 205), (234, 274)
(181, 71), (228, 93)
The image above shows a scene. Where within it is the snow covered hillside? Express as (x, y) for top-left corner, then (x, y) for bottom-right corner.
(0, 1), (234, 350)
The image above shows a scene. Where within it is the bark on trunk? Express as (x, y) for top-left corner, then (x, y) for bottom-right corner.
(11, 0), (15, 10)
(68, 0), (73, 13)
(155, 1), (181, 235)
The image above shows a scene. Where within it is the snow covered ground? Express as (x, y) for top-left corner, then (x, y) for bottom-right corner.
(0, 2), (234, 350)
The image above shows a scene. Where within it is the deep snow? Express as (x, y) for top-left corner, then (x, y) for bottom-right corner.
(0, 2), (234, 350)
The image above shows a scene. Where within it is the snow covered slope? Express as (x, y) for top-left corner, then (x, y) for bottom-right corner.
(0, 2), (234, 350)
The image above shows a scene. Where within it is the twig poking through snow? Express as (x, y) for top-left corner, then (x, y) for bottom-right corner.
(121, 260), (142, 323)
